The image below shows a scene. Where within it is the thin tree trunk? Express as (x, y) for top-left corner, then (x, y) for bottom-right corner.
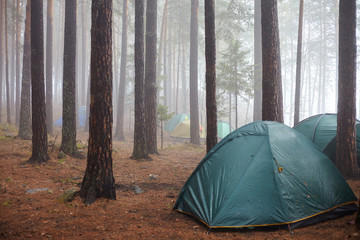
(60, 0), (77, 155)
(294, 0), (304, 126)
(132, 0), (149, 160)
(15, 0), (21, 126)
(18, 0), (31, 140)
(253, 0), (262, 122)
(0, 0), (4, 123)
(81, 0), (87, 106)
(163, 17), (168, 106)
(144, 0), (158, 154)
(46, 0), (53, 135)
(114, 0), (128, 142)
(190, 0), (200, 145)
(205, 0), (217, 152)
(175, 25), (181, 115)
(181, 37), (187, 114)
(5, 0), (11, 124)
(157, 0), (168, 89)
(29, 0), (49, 164)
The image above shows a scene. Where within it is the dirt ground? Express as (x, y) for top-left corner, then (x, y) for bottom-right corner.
(0, 124), (360, 240)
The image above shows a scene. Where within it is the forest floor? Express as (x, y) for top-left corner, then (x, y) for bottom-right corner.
(0, 123), (360, 240)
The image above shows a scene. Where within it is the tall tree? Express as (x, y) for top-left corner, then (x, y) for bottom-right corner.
(60, 0), (77, 155)
(190, 0), (200, 145)
(0, 0), (3, 122)
(18, 0), (31, 140)
(144, 0), (158, 154)
(5, 0), (11, 124)
(114, 0), (129, 142)
(79, 0), (116, 204)
(46, 0), (54, 135)
(15, 0), (21, 126)
(293, 0), (304, 126)
(205, 0), (217, 152)
(253, 0), (262, 122)
(29, 0), (49, 163)
(261, 0), (283, 123)
(336, 0), (357, 178)
(131, 0), (149, 159)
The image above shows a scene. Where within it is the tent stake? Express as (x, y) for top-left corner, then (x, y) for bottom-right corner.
(288, 224), (293, 234)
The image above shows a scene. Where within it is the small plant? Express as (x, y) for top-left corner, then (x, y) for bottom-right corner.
(5, 177), (12, 182)
(2, 201), (12, 206)
(157, 105), (174, 148)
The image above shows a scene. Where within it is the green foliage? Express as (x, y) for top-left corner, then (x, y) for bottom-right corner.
(5, 177), (12, 182)
(2, 201), (12, 206)
(157, 105), (174, 122)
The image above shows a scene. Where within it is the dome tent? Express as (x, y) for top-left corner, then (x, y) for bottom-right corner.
(293, 113), (360, 167)
(174, 121), (357, 229)
(217, 121), (233, 139)
(170, 120), (206, 138)
(164, 113), (190, 132)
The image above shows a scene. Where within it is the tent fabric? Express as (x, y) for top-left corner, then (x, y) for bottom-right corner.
(54, 106), (87, 128)
(174, 121), (357, 229)
(293, 113), (360, 167)
(165, 113), (190, 132)
(170, 120), (205, 138)
(217, 121), (233, 139)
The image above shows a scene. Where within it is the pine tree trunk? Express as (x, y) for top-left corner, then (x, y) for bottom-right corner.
(15, 0), (21, 126)
(46, 0), (53, 135)
(18, 0), (31, 140)
(80, 0), (116, 204)
(29, 0), (49, 164)
(336, 0), (357, 178)
(114, 0), (128, 142)
(190, 0), (200, 145)
(0, 0), (4, 123)
(253, 0), (262, 122)
(204, 0), (217, 152)
(132, 0), (149, 160)
(261, 0), (283, 123)
(144, 0), (158, 154)
(81, 0), (87, 106)
(294, 0), (304, 126)
(60, 0), (77, 155)
(5, 0), (11, 124)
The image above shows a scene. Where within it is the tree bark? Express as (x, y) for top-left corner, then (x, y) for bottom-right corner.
(15, 0), (21, 126)
(29, 0), (49, 164)
(261, 0), (284, 123)
(46, 0), (54, 135)
(80, 0), (116, 204)
(144, 0), (158, 154)
(190, 0), (200, 145)
(132, 0), (149, 160)
(336, 0), (357, 178)
(114, 0), (129, 142)
(204, 0), (217, 152)
(253, 0), (262, 122)
(5, 0), (11, 124)
(0, 0), (3, 123)
(60, 0), (77, 155)
(18, 0), (31, 140)
(294, 0), (304, 126)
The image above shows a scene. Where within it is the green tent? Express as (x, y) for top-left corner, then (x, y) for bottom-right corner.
(293, 113), (360, 167)
(217, 121), (233, 139)
(174, 121), (357, 229)
(170, 120), (206, 138)
(165, 113), (190, 132)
